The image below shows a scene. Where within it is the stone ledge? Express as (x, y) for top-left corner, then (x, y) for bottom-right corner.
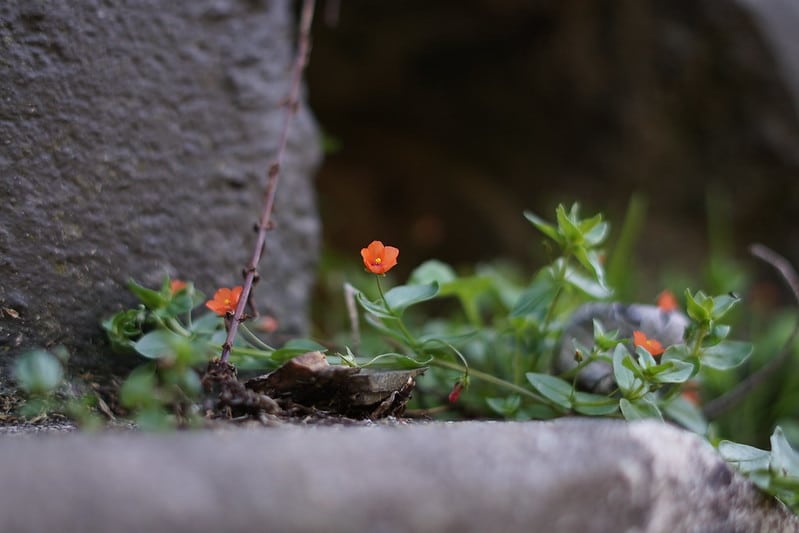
(0, 419), (795, 532)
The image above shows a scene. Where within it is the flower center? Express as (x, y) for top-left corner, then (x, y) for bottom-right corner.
(224, 298), (231, 305)
(374, 257), (382, 264)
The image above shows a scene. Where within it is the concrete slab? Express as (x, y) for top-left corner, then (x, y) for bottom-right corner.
(0, 419), (795, 532)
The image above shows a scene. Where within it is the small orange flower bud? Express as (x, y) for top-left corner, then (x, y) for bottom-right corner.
(360, 240), (399, 275)
(657, 290), (678, 312)
(170, 280), (188, 294)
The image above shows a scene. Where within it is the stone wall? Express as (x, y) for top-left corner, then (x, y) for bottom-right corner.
(0, 0), (321, 378)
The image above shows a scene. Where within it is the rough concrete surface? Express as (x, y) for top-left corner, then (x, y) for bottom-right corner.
(0, 0), (321, 376)
(0, 419), (795, 533)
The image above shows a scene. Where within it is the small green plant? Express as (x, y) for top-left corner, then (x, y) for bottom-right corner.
(720, 427), (799, 513)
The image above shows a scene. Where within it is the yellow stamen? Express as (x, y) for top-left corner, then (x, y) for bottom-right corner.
(375, 257), (382, 264)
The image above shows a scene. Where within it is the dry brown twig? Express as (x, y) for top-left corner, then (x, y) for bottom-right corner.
(219, 0), (317, 363)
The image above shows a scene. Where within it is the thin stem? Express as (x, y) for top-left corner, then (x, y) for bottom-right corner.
(430, 358), (547, 404)
(703, 243), (799, 418)
(220, 0), (316, 362)
(542, 257), (569, 334)
(239, 323), (275, 351)
(376, 276), (416, 345)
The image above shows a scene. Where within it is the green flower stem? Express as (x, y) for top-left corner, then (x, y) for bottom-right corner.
(239, 323), (275, 351)
(164, 317), (191, 338)
(542, 257), (570, 334)
(375, 276), (416, 345)
(430, 358), (548, 404)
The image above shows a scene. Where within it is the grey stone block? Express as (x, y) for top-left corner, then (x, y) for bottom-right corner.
(0, 419), (794, 532)
(0, 1), (321, 377)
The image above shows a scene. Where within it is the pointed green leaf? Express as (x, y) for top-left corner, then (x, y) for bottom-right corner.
(486, 395), (522, 417)
(685, 289), (711, 322)
(612, 344), (638, 395)
(408, 260), (457, 287)
(133, 330), (186, 359)
(663, 395), (708, 435)
(771, 427), (799, 479)
(701, 341), (752, 370)
(556, 204), (582, 243)
(562, 261), (613, 299)
(384, 282), (439, 314)
(355, 290), (395, 319)
(526, 372), (573, 409)
(572, 391), (619, 415)
(510, 271), (558, 318)
(583, 219), (609, 247)
(718, 440), (771, 474)
(712, 293), (741, 320)
(636, 345), (658, 370)
(619, 397), (663, 421)
(650, 359), (695, 383)
(127, 279), (167, 310)
(524, 210), (562, 245)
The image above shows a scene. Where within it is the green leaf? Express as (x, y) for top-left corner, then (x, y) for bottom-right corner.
(650, 359), (696, 384)
(190, 312), (223, 334)
(384, 282), (439, 314)
(712, 293), (741, 320)
(133, 330), (186, 359)
(573, 248), (608, 285)
(583, 219), (609, 247)
(572, 391), (619, 416)
(524, 210), (562, 245)
(612, 345), (638, 396)
(14, 350), (64, 395)
(561, 260), (613, 299)
(685, 289), (711, 322)
(486, 395), (522, 417)
(510, 271), (558, 318)
(360, 352), (432, 369)
(364, 314), (413, 344)
(700, 341), (752, 370)
(635, 345), (658, 370)
(556, 204), (582, 243)
(127, 279), (167, 310)
(771, 427), (799, 479)
(408, 260), (457, 286)
(661, 344), (694, 364)
(119, 364), (159, 409)
(355, 290), (395, 319)
(526, 372), (573, 409)
(718, 440), (771, 474)
(663, 396), (708, 435)
(416, 330), (477, 348)
(619, 397), (663, 421)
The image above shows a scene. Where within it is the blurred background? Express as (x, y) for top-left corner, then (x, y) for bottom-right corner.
(304, 0), (799, 445)
(306, 0), (799, 277)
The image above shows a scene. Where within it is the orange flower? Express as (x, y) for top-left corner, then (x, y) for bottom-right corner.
(633, 330), (665, 357)
(170, 280), (187, 294)
(657, 289), (678, 312)
(205, 286), (243, 316)
(360, 240), (399, 275)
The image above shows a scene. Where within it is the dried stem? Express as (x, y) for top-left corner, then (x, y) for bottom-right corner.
(702, 243), (799, 419)
(220, 0), (316, 362)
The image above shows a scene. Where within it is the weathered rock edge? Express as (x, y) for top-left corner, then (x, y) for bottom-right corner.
(1, 419), (795, 532)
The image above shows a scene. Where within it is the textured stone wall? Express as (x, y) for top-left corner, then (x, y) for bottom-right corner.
(0, 0), (321, 377)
